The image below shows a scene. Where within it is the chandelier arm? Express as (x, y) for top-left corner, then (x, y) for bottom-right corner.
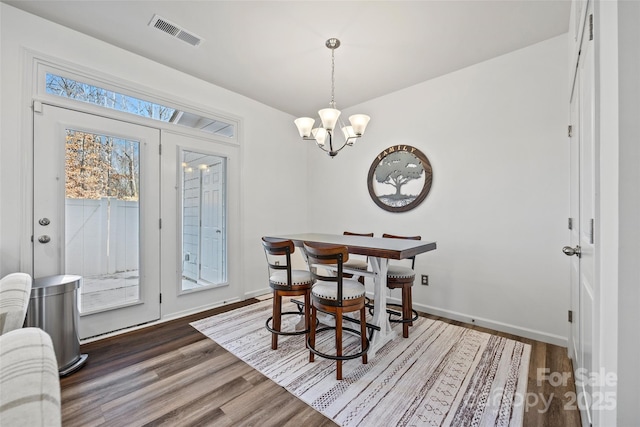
(327, 131), (352, 157)
(304, 133), (354, 157)
(328, 130), (334, 154)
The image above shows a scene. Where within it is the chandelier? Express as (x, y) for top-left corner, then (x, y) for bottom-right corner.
(294, 38), (371, 157)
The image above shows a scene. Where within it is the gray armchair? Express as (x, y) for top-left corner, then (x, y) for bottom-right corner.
(0, 272), (32, 335)
(0, 327), (61, 426)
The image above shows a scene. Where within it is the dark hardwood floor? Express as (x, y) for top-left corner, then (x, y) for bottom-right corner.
(61, 299), (582, 427)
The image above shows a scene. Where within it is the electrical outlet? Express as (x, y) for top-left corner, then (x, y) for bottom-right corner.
(421, 274), (428, 285)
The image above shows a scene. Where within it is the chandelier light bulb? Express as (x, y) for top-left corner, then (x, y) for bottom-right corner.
(318, 108), (341, 131)
(312, 127), (327, 146)
(294, 117), (315, 138)
(349, 114), (371, 136)
(342, 125), (356, 140)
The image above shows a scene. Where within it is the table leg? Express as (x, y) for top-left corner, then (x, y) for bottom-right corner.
(368, 257), (396, 357)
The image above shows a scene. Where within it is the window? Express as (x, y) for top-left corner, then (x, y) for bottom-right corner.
(64, 129), (141, 312)
(44, 72), (236, 138)
(181, 150), (227, 290)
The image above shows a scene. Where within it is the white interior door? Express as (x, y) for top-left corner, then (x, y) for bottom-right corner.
(33, 104), (161, 339)
(566, 6), (595, 425)
(200, 161), (223, 283)
(568, 86), (581, 364)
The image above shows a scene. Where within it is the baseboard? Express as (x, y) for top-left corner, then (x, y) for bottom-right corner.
(162, 298), (243, 323)
(244, 287), (271, 299)
(80, 297), (242, 344)
(117, 289), (567, 348)
(367, 291), (568, 347)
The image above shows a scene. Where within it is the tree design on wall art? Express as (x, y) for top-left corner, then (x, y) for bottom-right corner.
(367, 145), (433, 212)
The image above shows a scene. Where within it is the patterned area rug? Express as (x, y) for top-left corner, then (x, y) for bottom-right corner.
(191, 299), (530, 427)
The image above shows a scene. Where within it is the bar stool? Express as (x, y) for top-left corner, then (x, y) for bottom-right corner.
(304, 241), (369, 380)
(342, 231), (373, 284)
(261, 237), (313, 350)
(382, 233), (421, 338)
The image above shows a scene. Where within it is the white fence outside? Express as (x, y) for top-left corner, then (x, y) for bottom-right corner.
(65, 198), (139, 277)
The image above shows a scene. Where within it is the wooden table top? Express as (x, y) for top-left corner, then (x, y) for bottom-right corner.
(268, 233), (437, 260)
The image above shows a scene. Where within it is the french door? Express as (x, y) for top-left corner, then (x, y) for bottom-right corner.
(33, 104), (161, 339)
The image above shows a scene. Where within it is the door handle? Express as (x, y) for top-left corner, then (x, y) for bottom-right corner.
(562, 245), (581, 258)
(38, 235), (51, 244)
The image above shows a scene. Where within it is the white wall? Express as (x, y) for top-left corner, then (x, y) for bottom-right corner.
(0, 4), (307, 313)
(615, 0), (640, 423)
(307, 35), (570, 345)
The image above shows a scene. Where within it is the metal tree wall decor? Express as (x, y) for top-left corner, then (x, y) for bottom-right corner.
(367, 145), (433, 212)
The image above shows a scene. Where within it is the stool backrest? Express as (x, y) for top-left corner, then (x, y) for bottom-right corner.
(343, 231), (374, 237)
(303, 241), (350, 304)
(262, 237), (295, 287)
(382, 233), (422, 269)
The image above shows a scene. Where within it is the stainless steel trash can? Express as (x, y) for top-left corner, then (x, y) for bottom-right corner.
(26, 274), (88, 376)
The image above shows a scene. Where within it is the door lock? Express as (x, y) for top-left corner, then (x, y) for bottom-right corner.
(38, 217), (51, 226)
(562, 245), (581, 258)
(38, 235), (51, 244)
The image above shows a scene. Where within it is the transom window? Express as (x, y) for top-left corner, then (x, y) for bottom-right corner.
(44, 72), (236, 138)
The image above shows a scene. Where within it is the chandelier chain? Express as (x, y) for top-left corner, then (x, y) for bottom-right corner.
(330, 47), (336, 109)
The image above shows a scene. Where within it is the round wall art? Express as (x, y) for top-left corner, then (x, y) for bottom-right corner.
(367, 145), (433, 212)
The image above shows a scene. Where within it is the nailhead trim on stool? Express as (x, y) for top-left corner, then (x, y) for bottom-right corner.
(386, 265), (415, 279)
(312, 279), (365, 301)
(269, 270), (312, 286)
(343, 259), (368, 270)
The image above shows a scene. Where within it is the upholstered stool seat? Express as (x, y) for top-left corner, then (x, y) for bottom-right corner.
(343, 259), (369, 271)
(312, 279), (365, 301)
(386, 265), (415, 279)
(269, 270), (312, 288)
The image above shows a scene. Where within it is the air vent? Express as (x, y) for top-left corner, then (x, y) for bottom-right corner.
(149, 14), (204, 47)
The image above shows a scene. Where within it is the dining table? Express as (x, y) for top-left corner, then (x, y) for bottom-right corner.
(265, 232), (437, 357)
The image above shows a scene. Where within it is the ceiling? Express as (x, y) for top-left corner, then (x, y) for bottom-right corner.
(3, 0), (570, 118)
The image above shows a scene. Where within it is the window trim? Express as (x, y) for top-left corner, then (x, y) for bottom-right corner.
(32, 54), (241, 145)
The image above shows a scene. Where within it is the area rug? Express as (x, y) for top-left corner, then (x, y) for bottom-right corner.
(191, 299), (530, 427)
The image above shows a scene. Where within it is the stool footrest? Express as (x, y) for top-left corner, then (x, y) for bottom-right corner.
(307, 326), (370, 361)
(265, 311), (313, 336)
(385, 302), (419, 324)
(292, 298), (380, 341)
(365, 299), (419, 324)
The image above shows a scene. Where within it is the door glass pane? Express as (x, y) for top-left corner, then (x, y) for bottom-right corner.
(65, 129), (140, 313)
(181, 150), (227, 290)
